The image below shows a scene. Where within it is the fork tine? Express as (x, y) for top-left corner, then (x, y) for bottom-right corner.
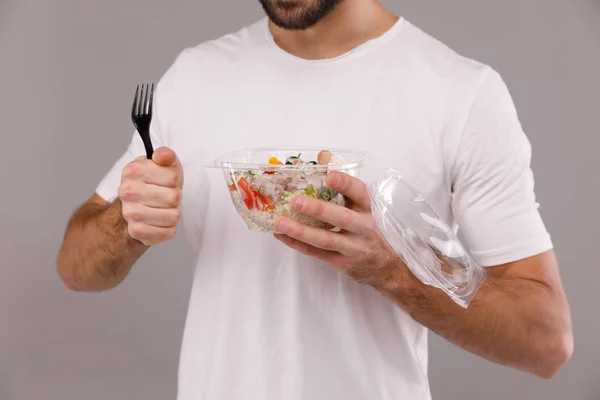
(138, 84), (145, 116)
(132, 85), (140, 118)
(143, 83), (150, 115)
(131, 83), (154, 159)
(148, 83), (155, 115)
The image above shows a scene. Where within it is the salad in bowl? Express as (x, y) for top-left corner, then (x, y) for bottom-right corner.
(207, 147), (369, 232)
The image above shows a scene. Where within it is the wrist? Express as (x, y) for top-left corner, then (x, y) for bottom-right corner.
(373, 256), (411, 297)
(372, 255), (428, 309)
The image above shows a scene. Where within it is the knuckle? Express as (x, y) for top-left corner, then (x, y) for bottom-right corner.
(294, 224), (306, 240)
(338, 175), (350, 190)
(321, 232), (336, 250)
(164, 227), (177, 240)
(121, 206), (133, 221)
(118, 182), (138, 201)
(120, 203), (131, 218)
(286, 222), (301, 240)
(122, 162), (142, 180)
(122, 204), (143, 222)
(330, 172), (349, 191)
(172, 208), (182, 224)
(313, 200), (325, 216)
(365, 221), (382, 238)
(127, 208), (144, 222)
(167, 189), (182, 207)
(340, 209), (356, 227)
(166, 171), (179, 187)
(127, 223), (145, 240)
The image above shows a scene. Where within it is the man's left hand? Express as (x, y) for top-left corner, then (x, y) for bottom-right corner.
(274, 171), (405, 289)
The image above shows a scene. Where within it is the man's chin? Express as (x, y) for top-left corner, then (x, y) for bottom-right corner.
(260, 0), (343, 31)
(269, 17), (316, 31)
(266, 7), (320, 30)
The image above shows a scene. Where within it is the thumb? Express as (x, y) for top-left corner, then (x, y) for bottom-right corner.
(152, 147), (179, 167)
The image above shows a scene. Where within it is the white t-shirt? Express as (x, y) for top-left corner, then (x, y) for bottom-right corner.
(96, 16), (553, 400)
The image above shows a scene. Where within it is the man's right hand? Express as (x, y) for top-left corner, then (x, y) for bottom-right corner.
(118, 147), (184, 246)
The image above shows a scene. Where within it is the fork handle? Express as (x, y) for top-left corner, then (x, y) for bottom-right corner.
(137, 129), (154, 159)
(142, 136), (154, 159)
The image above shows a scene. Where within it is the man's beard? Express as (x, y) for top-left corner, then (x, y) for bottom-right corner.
(258, 0), (343, 30)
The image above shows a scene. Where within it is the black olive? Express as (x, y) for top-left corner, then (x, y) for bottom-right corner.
(285, 161), (293, 165)
(286, 156), (298, 164)
(308, 161), (317, 165)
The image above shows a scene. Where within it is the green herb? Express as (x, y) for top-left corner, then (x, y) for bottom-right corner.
(305, 185), (316, 197)
(258, 186), (265, 194)
(317, 188), (338, 201)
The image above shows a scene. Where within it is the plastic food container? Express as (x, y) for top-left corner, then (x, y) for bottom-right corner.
(207, 146), (486, 308)
(206, 146), (369, 233)
(366, 168), (487, 308)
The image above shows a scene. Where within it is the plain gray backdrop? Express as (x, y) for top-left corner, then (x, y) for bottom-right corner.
(1, 1), (598, 399)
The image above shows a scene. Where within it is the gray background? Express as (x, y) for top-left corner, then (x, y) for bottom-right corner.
(0, 0), (598, 399)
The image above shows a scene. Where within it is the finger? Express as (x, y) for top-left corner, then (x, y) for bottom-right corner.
(122, 203), (181, 227)
(326, 172), (371, 211)
(273, 233), (341, 265)
(289, 195), (362, 234)
(127, 223), (177, 246)
(152, 146), (180, 168)
(122, 160), (180, 188)
(275, 216), (356, 256)
(119, 182), (181, 208)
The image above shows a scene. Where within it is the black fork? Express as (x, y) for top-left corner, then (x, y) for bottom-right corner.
(131, 83), (155, 159)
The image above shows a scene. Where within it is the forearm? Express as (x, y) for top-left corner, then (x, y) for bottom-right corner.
(377, 261), (573, 379)
(57, 199), (147, 291)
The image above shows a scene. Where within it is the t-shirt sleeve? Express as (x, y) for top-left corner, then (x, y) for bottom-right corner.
(450, 67), (553, 267)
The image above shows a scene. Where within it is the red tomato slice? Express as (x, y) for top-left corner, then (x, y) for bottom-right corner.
(256, 191), (275, 211)
(238, 177), (257, 209)
(237, 177), (275, 211)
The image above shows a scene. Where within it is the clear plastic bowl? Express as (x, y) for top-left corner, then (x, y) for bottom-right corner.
(207, 147), (486, 308)
(206, 147), (370, 233)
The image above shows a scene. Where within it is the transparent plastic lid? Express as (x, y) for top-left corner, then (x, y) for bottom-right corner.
(206, 146), (369, 172)
(365, 167), (486, 308)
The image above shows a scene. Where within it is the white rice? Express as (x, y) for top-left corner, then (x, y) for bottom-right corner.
(229, 191), (333, 233)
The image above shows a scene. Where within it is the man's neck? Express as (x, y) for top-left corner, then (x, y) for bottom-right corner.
(268, 0), (399, 60)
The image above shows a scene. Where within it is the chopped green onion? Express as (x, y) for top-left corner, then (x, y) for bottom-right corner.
(317, 188), (338, 201)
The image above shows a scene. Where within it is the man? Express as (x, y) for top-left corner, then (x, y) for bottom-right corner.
(56, 0), (574, 399)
